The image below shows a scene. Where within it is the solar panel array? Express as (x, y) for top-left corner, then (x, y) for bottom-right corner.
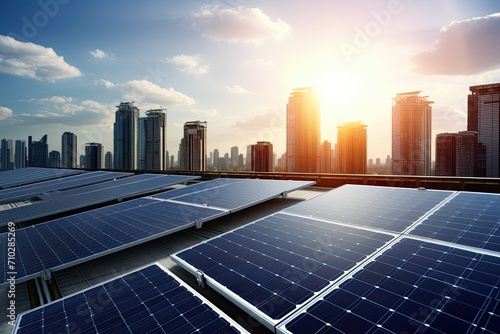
(0, 178), (314, 288)
(173, 185), (500, 333)
(0, 167), (83, 189)
(13, 263), (248, 334)
(0, 174), (198, 226)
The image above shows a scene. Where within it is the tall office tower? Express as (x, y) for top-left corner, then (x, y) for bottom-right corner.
(392, 91), (432, 175)
(31, 135), (49, 167)
(468, 83), (500, 177)
(114, 102), (139, 170)
(165, 151), (170, 170)
(224, 153), (229, 170)
(376, 158), (381, 166)
(320, 140), (333, 173)
(286, 86), (320, 173)
(246, 145), (252, 171)
(85, 142), (103, 170)
(181, 121), (207, 171)
(104, 151), (113, 169)
(213, 149), (220, 170)
(1, 139), (14, 170)
(251, 141), (274, 172)
(230, 146), (239, 169)
(139, 109), (167, 170)
(15, 140), (26, 169)
(61, 132), (77, 168)
(336, 121), (367, 174)
(435, 131), (479, 176)
(238, 154), (244, 170)
(79, 155), (86, 168)
(48, 150), (61, 168)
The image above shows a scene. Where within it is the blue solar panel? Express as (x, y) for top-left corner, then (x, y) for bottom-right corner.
(172, 212), (394, 330)
(410, 192), (500, 252)
(13, 263), (247, 334)
(0, 200), (224, 287)
(278, 237), (500, 334)
(153, 177), (242, 200)
(283, 185), (453, 232)
(0, 167), (83, 189)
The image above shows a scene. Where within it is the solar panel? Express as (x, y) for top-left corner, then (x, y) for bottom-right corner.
(283, 185), (453, 233)
(153, 177), (242, 200)
(0, 174), (198, 226)
(172, 212), (394, 331)
(409, 192), (500, 252)
(13, 263), (248, 334)
(0, 167), (83, 189)
(277, 237), (500, 334)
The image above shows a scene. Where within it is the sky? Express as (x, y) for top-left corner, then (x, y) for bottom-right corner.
(1, 0), (500, 162)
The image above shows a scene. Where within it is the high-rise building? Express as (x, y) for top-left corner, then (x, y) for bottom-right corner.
(230, 146), (239, 169)
(320, 140), (333, 173)
(104, 151), (113, 169)
(181, 121), (207, 171)
(251, 141), (274, 172)
(468, 83), (500, 177)
(30, 135), (49, 167)
(286, 86), (320, 173)
(61, 132), (77, 168)
(246, 145), (252, 171)
(15, 140), (26, 169)
(213, 149), (220, 170)
(48, 150), (61, 168)
(114, 102), (139, 170)
(79, 154), (86, 169)
(1, 139), (14, 170)
(85, 142), (103, 170)
(392, 91), (432, 175)
(336, 121), (367, 174)
(139, 109), (167, 170)
(435, 131), (479, 177)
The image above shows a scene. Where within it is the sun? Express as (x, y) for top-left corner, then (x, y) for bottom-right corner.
(316, 69), (361, 109)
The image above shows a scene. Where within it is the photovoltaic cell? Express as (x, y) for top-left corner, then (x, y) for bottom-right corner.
(13, 263), (248, 334)
(0, 167), (83, 189)
(283, 185), (453, 232)
(278, 238), (500, 334)
(172, 212), (394, 330)
(410, 192), (500, 252)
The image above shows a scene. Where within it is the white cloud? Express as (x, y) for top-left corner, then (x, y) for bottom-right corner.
(0, 35), (81, 81)
(0, 106), (13, 120)
(191, 5), (292, 45)
(191, 108), (217, 116)
(95, 79), (116, 88)
(412, 13), (500, 75)
(89, 48), (112, 59)
(164, 54), (209, 76)
(119, 80), (195, 107)
(225, 85), (250, 94)
(24, 96), (75, 104)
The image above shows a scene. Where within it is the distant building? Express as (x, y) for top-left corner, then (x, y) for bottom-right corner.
(139, 109), (166, 170)
(286, 86), (320, 173)
(114, 102), (139, 170)
(30, 135), (49, 167)
(61, 132), (77, 168)
(246, 145), (252, 170)
(468, 83), (500, 177)
(104, 151), (113, 169)
(336, 122), (367, 174)
(435, 131), (479, 177)
(230, 146), (239, 169)
(15, 140), (26, 169)
(1, 139), (14, 170)
(85, 143), (103, 170)
(213, 149), (220, 170)
(181, 121), (207, 171)
(48, 150), (61, 168)
(251, 141), (274, 172)
(320, 140), (333, 173)
(392, 91), (432, 175)
(376, 158), (381, 166)
(79, 154), (86, 169)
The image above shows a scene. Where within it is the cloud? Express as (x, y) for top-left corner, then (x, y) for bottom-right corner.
(412, 13), (500, 75)
(191, 108), (217, 116)
(245, 57), (274, 66)
(225, 85), (250, 94)
(95, 79), (116, 88)
(89, 48), (113, 59)
(191, 5), (291, 45)
(119, 80), (195, 107)
(23, 96), (75, 104)
(0, 35), (81, 81)
(432, 105), (467, 134)
(164, 54), (209, 76)
(233, 110), (285, 129)
(0, 106), (13, 120)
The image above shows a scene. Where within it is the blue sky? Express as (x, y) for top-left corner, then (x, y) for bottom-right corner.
(1, 0), (500, 162)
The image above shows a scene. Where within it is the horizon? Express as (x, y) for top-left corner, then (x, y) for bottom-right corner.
(1, 1), (500, 161)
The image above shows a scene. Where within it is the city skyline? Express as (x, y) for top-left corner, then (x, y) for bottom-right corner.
(1, 1), (500, 161)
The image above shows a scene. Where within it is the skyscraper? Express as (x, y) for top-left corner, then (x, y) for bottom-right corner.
(181, 121), (207, 171)
(435, 131), (479, 177)
(213, 149), (220, 170)
(139, 109), (167, 170)
(392, 91), (432, 175)
(230, 146), (239, 169)
(85, 142), (103, 170)
(320, 140), (333, 173)
(48, 150), (61, 168)
(336, 122), (367, 174)
(286, 86), (320, 173)
(1, 139), (14, 170)
(468, 83), (500, 177)
(15, 140), (26, 169)
(30, 135), (49, 167)
(61, 132), (77, 168)
(251, 141), (274, 172)
(114, 102), (139, 170)
(105, 151), (113, 169)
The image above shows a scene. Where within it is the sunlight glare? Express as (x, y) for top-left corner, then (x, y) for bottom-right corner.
(316, 69), (361, 109)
